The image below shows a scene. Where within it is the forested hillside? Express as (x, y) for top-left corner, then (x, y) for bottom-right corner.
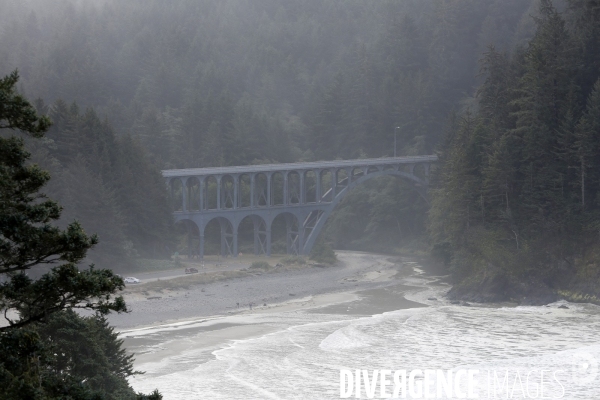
(31, 101), (173, 267)
(1, 0), (545, 260)
(430, 0), (600, 303)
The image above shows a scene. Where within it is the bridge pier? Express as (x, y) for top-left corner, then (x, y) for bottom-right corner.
(199, 234), (204, 260)
(331, 169), (337, 199)
(253, 224), (259, 255)
(284, 214), (301, 255)
(187, 222), (193, 259)
(251, 216), (268, 256)
(266, 173), (272, 207)
(233, 230), (238, 258)
(218, 218), (238, 258)
(250, 174), (255, 207)
(217, 177), (221, 210)
(283, 173), (288, 205)
(297, 217), (305, 255)
(316, 170), (322, 203)
(220, 221), (226, 258)
(199, 178), (204, 211)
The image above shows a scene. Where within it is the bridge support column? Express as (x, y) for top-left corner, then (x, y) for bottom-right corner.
(220, 223), (227, 258)
(233, 175), (239, 209)
(266, 173), (271, 206)
(168, 179), (174, 211)
(253, 224), (259, 255)
(316, 170), (322, 203)
(219, 218), (237, 258)
(199, 178), (204, 211)
(250, 174), (255, 207)
(331, 169), (337, 199)
(250, 216), (267, 256)
(297, 218), (305, 256)
(199, 235), (204, 260)
(266, 229), (272, 257)
(217, 176), (222, 210)
(187, 222), (193, 259)
(284, 214), (299, 255)
(283, 173), (288, 205)
(299, 173), (305, 204)
(182, 178), (188, 212)
(233, 230), (238, 258)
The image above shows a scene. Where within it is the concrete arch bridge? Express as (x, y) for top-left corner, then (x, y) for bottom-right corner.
(163, 155), (437, 259)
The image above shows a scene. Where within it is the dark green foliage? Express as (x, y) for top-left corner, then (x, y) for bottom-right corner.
(0, 71), (51, 136)
(34, 310), (145, 400)
(430, 0), (600, 298)
(309, 239), (337, 265)
(0, 312), (163, 400)
(37, 100), (173, 268)
(249, 261), (271, 269)
(0, 71), (160, 399)
(280, 255), (307, 265)
(0, 71), (126, 331)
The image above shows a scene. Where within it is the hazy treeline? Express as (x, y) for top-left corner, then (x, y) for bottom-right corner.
(28, 100), (173, 267)
(430, 0), (600, 300)
(0, 0), (543, 260)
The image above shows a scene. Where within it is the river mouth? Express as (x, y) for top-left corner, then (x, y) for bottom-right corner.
(124, 252), (600, 399)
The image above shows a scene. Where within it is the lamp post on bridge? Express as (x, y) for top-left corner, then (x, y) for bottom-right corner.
(394, 126), (400, 157)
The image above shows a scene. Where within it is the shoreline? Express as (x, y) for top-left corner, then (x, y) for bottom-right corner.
(121, 290), (362, 368)
(124, 251), (596, 399)
(120, 251), (439, 371)
(123, 283), (433, 374)
(111, 250), (412, 330)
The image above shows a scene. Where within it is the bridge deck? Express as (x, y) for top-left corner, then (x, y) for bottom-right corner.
(162, 155), (437, 177)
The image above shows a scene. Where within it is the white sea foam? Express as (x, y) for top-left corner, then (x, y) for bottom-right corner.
(129, 266), (600, 399)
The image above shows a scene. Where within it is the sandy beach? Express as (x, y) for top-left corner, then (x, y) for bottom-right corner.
(112, 251), (419, 330)
(117, 251), (437, 371)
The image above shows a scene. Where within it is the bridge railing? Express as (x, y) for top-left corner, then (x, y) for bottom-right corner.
(163, 156), (437, 213)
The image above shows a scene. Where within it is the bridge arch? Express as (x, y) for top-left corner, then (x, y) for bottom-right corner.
(300, 168), (429, 255)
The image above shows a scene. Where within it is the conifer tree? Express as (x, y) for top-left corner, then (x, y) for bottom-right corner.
(0, 71), (126, 330)
(0, 70), (165, 399)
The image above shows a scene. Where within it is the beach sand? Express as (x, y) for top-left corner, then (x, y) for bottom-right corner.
(118, 251), (436, 370)
(112, 251), (410, 330)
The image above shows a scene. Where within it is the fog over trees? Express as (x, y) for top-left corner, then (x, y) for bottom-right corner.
(0, 0), (546, 266)
(431, 0), (600, 303)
